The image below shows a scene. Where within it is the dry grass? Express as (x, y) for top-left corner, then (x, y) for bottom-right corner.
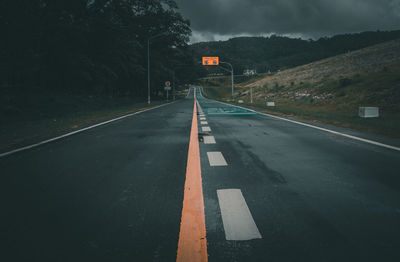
(202, 39), (400, 137)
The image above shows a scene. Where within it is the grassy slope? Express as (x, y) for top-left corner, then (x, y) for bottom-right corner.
(0, 90), (188, 153)
(200, 39), (400, 137)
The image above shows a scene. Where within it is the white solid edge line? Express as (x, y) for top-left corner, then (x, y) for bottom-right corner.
(207, 113), (255, 115)
(197, 87), (400, 152)
(0, 101), (178, 158)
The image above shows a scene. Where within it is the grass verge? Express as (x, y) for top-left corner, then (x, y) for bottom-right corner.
(201, 86), (400, 138)
(0, 96), (178, 154)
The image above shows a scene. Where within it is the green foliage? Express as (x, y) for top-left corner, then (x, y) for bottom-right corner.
(0, 0), (195, 98)
(190, 30), (400, 74)
(338, 78), (353, 88)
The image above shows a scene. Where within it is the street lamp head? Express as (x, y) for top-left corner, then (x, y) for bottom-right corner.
(149, 32), (169, 40)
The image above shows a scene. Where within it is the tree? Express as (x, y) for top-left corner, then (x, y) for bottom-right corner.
(0, 0), (193, 97)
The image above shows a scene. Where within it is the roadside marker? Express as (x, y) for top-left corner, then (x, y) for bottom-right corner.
(207, 152), (227, 166)
(217, 189), (262, 241)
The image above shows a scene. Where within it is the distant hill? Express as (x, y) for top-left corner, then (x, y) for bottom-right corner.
(245, 39), (400, 90)
(191, 30), (400, 75)
(200, 38), (400, 137)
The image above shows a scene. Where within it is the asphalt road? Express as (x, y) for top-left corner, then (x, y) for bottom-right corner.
(1, 91), (194, 262)
(2, 87), (400, 262)
(196, 88), (400, 262)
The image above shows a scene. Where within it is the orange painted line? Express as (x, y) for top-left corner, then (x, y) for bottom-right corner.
(176, 95), (208, 262)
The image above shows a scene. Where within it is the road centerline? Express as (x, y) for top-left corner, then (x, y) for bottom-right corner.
(176, 96), (208, 262)
(217, 189), (262, 241)
(207, 152), (228, 166)
(203, 136), (216, 144)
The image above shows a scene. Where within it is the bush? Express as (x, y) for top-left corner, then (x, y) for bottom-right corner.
(338, 78), (352, 88)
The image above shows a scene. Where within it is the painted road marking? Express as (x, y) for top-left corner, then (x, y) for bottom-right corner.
(200, 117), (206, 121)
(201, 121), (208, 125)
(217, 189), (262, 241)
(0, 102), (177, 158)
(197, 88), (400, 152)
(202, 126), (211, 132)
(203, 136), (216, 144)
(207, 152), (228, 166)
(177, 99), (208, 262)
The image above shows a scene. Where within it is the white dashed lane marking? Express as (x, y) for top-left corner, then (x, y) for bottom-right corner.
(207, 151), (227, 166)
(217, 189), (262, 241)
(201, 121), (208, 125)
(200, 117), (206, 120)
(202, 126), (211, 132)
(204, 136), (216, 144)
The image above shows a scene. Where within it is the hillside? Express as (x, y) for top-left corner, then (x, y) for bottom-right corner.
(191, 30), (400, 75)
(243, 39), (400, 107)
(201, 39), (400, 137)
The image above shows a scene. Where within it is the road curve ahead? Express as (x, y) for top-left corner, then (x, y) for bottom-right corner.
(2, 87), (400, 262)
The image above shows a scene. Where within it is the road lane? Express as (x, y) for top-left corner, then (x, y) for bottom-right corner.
(196, 88), (400, 262)
(1, 90), (195, 262)
(3, 86), (400, 262)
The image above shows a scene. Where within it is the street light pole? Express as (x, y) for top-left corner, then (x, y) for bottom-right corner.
(172, 70), (175, 101)
(147, 32), (167, 104)
(220, 62), (234, 101)
(147, 39), (150, 104)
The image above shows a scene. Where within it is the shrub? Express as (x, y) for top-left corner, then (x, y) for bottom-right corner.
(338, 78), (352, 88)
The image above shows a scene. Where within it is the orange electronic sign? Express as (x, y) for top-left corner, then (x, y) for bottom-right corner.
(202, 57), (219, 65)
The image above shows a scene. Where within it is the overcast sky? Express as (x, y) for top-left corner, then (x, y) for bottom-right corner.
(175, 0), (400, 43)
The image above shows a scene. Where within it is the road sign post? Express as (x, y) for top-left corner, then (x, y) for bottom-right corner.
(202, 57), (234, 101)
(165, 81), (171, 101)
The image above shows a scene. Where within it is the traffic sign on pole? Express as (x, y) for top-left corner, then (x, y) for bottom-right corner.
(202, 57), (219, 65)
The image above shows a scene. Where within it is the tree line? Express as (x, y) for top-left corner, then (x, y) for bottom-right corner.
(0, 0), (200, 98)
(191, 30), (400, 75)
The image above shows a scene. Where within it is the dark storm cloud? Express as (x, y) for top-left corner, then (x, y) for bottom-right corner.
(175, 0), (400, 42)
